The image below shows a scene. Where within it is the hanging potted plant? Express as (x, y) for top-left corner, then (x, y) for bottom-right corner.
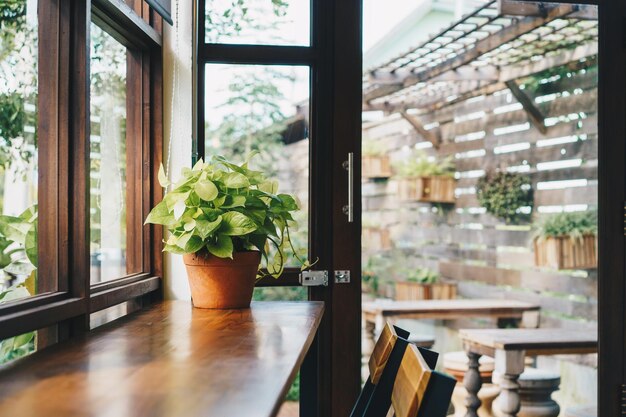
(476, 171), (534, 224)
(362, 218), (392, 252)
(394, 151), (456, 203)
(145, 153), (312, 309)
(362, 140), (392, 179)
(533, 211), (597, 270)
(395, 267), (457, 301)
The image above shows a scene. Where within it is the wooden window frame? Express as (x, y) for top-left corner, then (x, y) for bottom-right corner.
(0, 0), (163, 344)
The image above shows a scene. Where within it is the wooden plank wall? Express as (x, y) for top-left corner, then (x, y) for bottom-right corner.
(362, 65), (598, 332)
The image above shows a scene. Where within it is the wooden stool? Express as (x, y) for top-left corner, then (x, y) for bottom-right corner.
(444, 351), (498, 417)
(493, 368), (561, 417)
(564, 405), (596, 417)
(408, 335), (436, 349)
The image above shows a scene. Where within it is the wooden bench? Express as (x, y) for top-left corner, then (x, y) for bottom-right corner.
(0, 301), (324, 417)
(363, 299), (541, 353)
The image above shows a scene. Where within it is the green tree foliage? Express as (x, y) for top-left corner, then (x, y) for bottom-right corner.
(0, 0), (37, 172)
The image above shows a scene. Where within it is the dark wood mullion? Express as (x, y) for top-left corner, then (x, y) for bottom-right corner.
(142, 51), (153, 274)
(195, 0), (205, 162)
(89, 276), (160, 313)
(0, 298), (86, 341)
(92, 0), (162, 49)
(60, 0), (93, 338)
(90, 272), (153, 292)
(126, 49), (145, 275)
(38, 0), (62, 297)
(150, 11), (164, 281)
(0, 293), (67, 316)
(198, 44), (317, 66)
(597, 0), (625, 415)
(255, 270), (302, 287)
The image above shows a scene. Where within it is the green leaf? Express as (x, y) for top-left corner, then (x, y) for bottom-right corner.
(258, 180), (279, 194)
(196, 216), (222, 239)
(163, 243), (187, 254)
(183, 235), (205, 253)
(184, 219), (196, 232)
(4, 261), (36, 277)
(158, 164), (170, 188)
(221, 195), (246, 209)
(176, 232), (192, 249)
(0, 215), (30, 244)
(145, 200), (173, 225)
(195, 179), (218, 201)
(221, 212), (257, 236)
(207, 234), (234, 258)
(223, 172), (250, 189)
(173, 199), (186, 220)
(25, 222), (37, 267)
(0, 286), (30, 304)
(276, 194), (299, 211)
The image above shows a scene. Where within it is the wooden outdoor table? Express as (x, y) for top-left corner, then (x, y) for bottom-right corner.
(460, 328), (597, 417)
(0, 300), (324, 417)
(362, 299), (541, 353)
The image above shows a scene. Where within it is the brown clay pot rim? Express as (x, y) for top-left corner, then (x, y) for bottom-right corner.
(183, 250), (261, 267)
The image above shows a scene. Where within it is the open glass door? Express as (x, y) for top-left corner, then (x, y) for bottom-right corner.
(196, 1), (363, 416)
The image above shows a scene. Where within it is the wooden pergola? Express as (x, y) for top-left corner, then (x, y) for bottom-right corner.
(363, 0), (598, 147)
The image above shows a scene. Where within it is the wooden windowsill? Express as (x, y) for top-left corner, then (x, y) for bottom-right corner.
(0, 300), (324, 417)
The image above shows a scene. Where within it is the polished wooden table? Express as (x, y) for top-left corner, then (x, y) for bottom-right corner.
(0, 301), (324, 417)
(460, 328), (597, 417)
(363, 299), (541, 353)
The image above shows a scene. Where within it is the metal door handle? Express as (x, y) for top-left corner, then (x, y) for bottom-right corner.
(342, 152), (354, 223)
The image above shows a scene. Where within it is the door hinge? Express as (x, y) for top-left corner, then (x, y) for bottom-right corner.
(334, 270), (351, 284)
(299, 270), (329, 287)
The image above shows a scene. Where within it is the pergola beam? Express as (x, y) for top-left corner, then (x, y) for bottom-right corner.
(364, 42), (597, 113)
(364, 3), (578, 103)
(399, 110), (441, 148)
(505, 80), (547, 134)
(498, 0), (597, 20)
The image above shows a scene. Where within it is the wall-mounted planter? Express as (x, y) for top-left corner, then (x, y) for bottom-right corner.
(533, 235), (597, 270)
(362, 227), (392, 251)
(362, 155), (392, 179)
(395, 280), (457, 301)
(398, 176), (455, 203)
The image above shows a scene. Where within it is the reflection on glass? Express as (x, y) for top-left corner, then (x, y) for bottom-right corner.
(0, 0), (39, 363)
(90, 23), (128, 284)
(205, 0), (310, 46)
(204, 64), (310, 266)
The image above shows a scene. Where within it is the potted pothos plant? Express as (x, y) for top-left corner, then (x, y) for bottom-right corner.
(145, 153), (312, 309)
(394, 151), (456, 203)
(533, 211), (597, 270)
(395, 267), (457, 301)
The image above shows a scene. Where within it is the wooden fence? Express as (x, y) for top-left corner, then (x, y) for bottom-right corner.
(362, 64), (598, 332)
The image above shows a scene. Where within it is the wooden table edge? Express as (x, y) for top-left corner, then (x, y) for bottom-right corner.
(270, 301), (324, 416)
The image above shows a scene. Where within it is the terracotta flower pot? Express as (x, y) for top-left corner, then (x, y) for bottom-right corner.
(182, 250), (261, 309)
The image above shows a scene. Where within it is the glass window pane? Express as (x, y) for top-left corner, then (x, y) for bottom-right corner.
(204, 64), (310, 268)
(205, 0), (310, 46)
(0, 0), (39, 363)
(90, 24), (129, 284)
